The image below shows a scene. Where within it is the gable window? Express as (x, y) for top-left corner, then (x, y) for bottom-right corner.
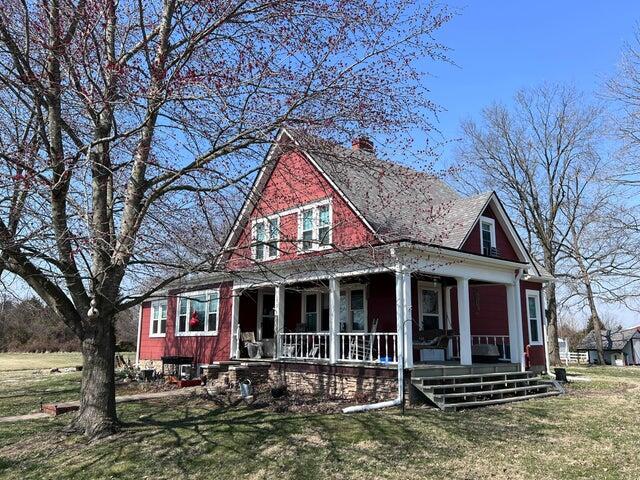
(298, 200), (332, 252)
(480, 216), (496, 256)
(526, 290), (543, 345)
(252, 217), (279, 261)
(176, 290), (219, 336)
(150, 300), (167, 337)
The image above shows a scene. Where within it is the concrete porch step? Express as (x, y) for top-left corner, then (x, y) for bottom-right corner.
(442, 390), (560, 411)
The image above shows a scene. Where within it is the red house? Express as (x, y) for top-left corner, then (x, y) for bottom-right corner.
(136, 128), (558, 409)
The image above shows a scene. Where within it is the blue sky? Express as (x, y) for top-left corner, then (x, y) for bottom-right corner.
(427, 0), (640, 167)
(426, 1), (640, 328)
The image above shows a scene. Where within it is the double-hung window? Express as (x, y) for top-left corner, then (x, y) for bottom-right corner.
(298, 200), (332, 252)
(302, 291), (330, 332)
(176, 290), (219, 335)
(150, 300), (167, 337)
(526, 290), (543, 345)
(252, 216), (279, 261)
(479, 216), (496, 256)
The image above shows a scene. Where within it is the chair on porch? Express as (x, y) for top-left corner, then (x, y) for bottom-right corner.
(347, 318), (378, 362)
(240, 332), (263, 359)
(413, 329), (454, 362)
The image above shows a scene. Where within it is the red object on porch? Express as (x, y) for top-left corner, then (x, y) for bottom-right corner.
(189, 311), (200, 328)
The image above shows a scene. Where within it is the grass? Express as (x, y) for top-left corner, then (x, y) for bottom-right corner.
(1, 357), (640, 479)
(0, 352), (84, 372)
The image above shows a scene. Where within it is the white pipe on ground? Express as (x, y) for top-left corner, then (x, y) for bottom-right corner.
(342, 399), (401, 414)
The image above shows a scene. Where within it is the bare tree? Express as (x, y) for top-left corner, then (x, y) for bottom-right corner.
(0, 0), (452, 438)
(559, 172), (640, 364)
(456, 84), (605, 365)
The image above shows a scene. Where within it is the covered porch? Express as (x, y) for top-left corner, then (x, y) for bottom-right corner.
(229, 264), (527, 370)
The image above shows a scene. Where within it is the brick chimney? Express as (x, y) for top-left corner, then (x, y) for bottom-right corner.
(352, 136), (374, 152)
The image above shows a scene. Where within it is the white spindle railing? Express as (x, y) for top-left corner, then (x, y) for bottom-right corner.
(280, 333), (330, 360)
(338, 332), (397, 364)
(560, 351), (588, 365)
(452, 335), (511, 361)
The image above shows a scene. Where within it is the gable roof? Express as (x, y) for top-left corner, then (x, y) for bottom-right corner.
(577, 327), (640, 351)
(220, 127), (532, 263)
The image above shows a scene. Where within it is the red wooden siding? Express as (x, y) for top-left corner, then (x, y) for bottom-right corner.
(461, 204), (520, 261)
(137, 282), (233, 365)
(227, 150), (375, 270)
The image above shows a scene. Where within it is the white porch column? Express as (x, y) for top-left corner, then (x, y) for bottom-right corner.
(456, 277), (472, 366)
(514, 273), (526, 371)
(329, 277), (340, 364)
(506, 284), (521, 364)
(540, 286), (550, 374)
(274, 285), (285, 359)
(230, 289), (240, 359)
(395, 267), (405, 398)
(402, 270), (413, 368)
(445, 286), (453, 359)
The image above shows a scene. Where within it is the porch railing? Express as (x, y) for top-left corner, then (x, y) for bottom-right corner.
(451, 335), (511, 361)
(338, 332), (397, 364)
(280, 332), (330, 360)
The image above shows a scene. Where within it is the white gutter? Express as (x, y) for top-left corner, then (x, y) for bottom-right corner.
(515, 268), (526, 372)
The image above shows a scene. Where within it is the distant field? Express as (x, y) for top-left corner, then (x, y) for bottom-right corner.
(0, 352), (135, 372)
(0, 352), (84, 372)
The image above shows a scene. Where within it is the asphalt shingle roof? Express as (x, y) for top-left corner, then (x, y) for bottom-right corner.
(289, 129), (492, 249)
(578, 326), (640, 351)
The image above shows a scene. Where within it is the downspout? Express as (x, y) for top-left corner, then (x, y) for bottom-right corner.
(135, 303), (143, 368)
(515, 268), (526, 372)
(343, 261), (405, 414)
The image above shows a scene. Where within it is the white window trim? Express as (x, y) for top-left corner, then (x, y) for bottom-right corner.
(525, 289), (543, 346)
(175, 289), (220, 337)
(479, 216), (496, 254)
(256, 289), (276, 340)
(149, 300), (167, 338)
(297, 199), (333, 253)
(417, 281), (443, 330)
(251, 215), (280, 261)
(340, 283), (368, 333)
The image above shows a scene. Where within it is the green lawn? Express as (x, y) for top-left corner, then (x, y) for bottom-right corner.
(0, 352), (84, 372)
(1, 361), (639, 479)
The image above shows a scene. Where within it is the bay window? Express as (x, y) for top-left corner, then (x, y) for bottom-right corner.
(176, 290), (219, 336)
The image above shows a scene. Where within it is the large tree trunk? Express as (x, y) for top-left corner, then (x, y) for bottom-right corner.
(585, 282), (606, 365)
(545, 282), (561, 366)
(69, 316), (118, 439)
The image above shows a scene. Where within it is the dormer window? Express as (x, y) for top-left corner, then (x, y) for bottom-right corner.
(298, 200), (332, 252)
(480, 216), (496, 256)
(252, 216), (279, 261)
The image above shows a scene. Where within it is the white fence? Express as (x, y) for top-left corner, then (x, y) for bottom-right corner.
(560, 351), (588, 364)
(338, 332), (398, 364)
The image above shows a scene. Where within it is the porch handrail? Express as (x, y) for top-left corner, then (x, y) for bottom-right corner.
(280, 332), (330, 360)
(451, 334), (511, 361)
(338, 332), (397, 364)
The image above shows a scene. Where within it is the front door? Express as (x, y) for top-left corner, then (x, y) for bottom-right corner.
(419, 286), (442, 330)
(258, 291), (275, 340)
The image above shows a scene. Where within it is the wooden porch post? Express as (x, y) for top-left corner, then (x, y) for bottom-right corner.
(274, 285), (285, 359)
(230, 288), (240, 360)
(402, 270), (413, 368)
(329, 277), (340, 364)
(506, 283), (521, 364)
(456, 276), (472, 365)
